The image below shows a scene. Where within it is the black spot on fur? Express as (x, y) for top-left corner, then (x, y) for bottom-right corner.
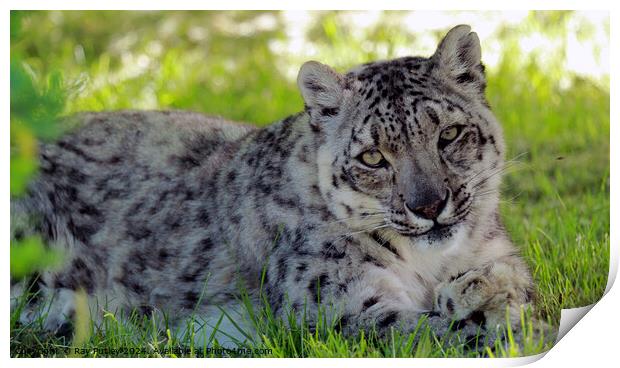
(57, 141), (98, 163)
(321, 107), (339, 116)
(196, 207), (211, 224)
(476, 125), (488, 146)
(370, 124), (380, 145)
(369, 96), (380, 109)
(331, 174), (339, 188)
(227, 170), (237, 183)
(66, 219), (99, 244)
(456, 71), (477, 84)
(425, 106), (440, 125)
(199, 238), (213, 252)
(277, 258), (288, 282)
(180, 268), (202, 283)
(126, 226), (151, 241)
(308, 278), (319, 302)
(297, 262), (308, 273)
(55, 321), (75, 340)
(158, 249), (170, 262)
(342, 203), (353, 216)
(106, 156), (123, 165)
(463, 278), (482, 294)
(362, 254), (384, 268)
(183, 291), (200, 308)
(469, 310), (486, 326)
(377, 311), (398, 329)
(304, 80), (325, 93)
(310, 123), (321, 133)
(116, 272), (145, 295)
(308, 273), (329, 303)
(450, 271), (468, 282)
(525, 287), (535, 303)
(363, 296), (379, 310)
(171, 154), (201, 169)
(294, 262), (308, 282)
(370, 232), (402, 260)
(138, 305), (155, 316)
(423, 310), (441, 318)
(446, 298), (454, 313)
(67, 168), (87, 183)
(335, 314), (350, 333)
(68, 259), (95, 292)
(318, 273), (329, 287)
(321, 241), (346, 259)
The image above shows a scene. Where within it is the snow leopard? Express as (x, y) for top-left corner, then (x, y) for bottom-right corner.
(11, 25), (539, 348)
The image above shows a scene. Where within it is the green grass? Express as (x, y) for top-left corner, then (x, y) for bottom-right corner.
(11, 279), (554, 358)
(10, 11), (609, 358)
(491, 57), (610, 321)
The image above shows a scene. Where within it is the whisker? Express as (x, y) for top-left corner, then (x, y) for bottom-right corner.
(317, 214), (387, 229)
(500, 191), (524, 204)
(357, 207), (389, 213)
(325, 213), (385, 224)
(466, 152), (528, 187)
(471, 161), (524, 189)
(331, 223), (390, 243)
(475, 189), (500, 197)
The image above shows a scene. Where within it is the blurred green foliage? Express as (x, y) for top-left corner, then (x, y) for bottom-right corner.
(9, 10), (609, 357)
(10, 236), (64, 279)
(10, 11), (65, 277)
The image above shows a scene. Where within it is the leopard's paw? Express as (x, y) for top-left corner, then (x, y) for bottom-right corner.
(434, 268), (512, 329)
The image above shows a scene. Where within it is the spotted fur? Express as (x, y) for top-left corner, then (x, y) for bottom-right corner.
(11, 25), (537, 346)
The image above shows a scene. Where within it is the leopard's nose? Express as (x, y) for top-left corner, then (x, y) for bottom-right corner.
(405, 190), (449, 220)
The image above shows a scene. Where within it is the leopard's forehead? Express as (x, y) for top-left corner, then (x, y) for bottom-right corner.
(345, 54), (482, 97)
(345, 56), (442, 97)
(344, 56), (472, 119)
(341, 57), (475, 151)
(346, 56), (429, 81)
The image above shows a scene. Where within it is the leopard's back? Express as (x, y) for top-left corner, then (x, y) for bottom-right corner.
(20, 109), (254, 243)
(11, 110), (257, 315)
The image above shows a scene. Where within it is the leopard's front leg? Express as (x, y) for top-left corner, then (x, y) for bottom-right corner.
(434, 257), (535, 331)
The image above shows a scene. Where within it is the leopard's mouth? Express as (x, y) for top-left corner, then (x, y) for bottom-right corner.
(384, 202), (470, 239)
(392, 220), (453, 238)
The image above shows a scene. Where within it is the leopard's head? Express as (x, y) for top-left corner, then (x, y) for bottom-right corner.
(298, 25), (505, 249)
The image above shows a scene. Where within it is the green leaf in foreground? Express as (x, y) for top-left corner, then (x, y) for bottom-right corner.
(10, 236), (64, 278)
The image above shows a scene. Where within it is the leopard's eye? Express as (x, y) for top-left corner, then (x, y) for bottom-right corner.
(438, 125), (464, 148)
(440, 126), (459, 141)
(359, 150), (386, 168)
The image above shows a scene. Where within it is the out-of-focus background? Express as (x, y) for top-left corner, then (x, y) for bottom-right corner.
(10, 10), (609, 357)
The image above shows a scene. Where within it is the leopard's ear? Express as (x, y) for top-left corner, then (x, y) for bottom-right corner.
(297, 61), (345, 129)
(431, 25), (486, 96)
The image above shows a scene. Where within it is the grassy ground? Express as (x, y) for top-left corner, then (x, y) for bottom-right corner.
(10, 11), (609, 358)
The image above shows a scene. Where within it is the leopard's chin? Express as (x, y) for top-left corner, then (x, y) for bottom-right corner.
(421, 222), (456, 241)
